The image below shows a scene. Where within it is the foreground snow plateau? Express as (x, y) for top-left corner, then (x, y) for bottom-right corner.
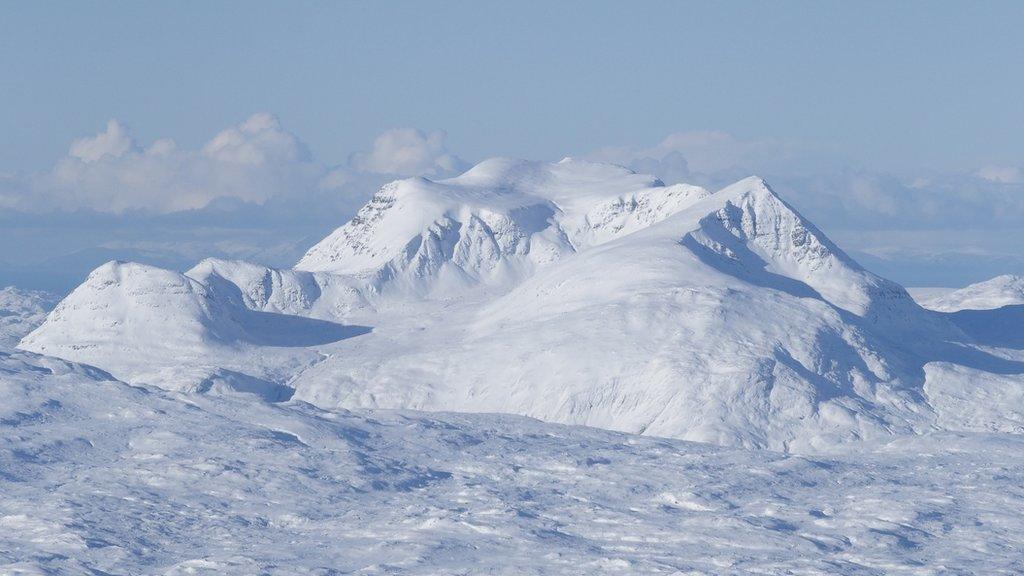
(2, 347), (1024, 575)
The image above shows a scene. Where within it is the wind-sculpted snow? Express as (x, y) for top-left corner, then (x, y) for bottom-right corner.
(3, 348), (1024, 574)
(18, 158), (1024, 450)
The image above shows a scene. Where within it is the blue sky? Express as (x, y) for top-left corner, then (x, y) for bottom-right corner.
(1, 1), (1023, 290)
(4, 1), (1022, 172)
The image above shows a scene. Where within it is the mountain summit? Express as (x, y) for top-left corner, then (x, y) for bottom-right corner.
(296, 159), (708, 296)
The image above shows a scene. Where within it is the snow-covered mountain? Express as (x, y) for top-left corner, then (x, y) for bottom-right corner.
(18, 158), (1024, 450)
(289, 173), (991, 449)
(915, 274), (1024, 312)
(296, 159), (708, 298)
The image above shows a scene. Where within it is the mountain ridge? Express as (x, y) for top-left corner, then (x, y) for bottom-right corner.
(18, 158), (1024, 450)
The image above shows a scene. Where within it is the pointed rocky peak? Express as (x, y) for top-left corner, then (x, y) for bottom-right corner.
(686, 177), (918, 318)
(703, 176), (858, 272)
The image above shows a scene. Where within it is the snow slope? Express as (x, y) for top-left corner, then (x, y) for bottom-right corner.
(19, 159), (1024, 451)
(911, 276), (1024, 353)
(0, 286), (57, 347)
(3, 346), (1024, 574)
(915, 274), (1024, 312)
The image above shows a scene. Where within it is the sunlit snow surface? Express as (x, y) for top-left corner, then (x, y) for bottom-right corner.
(6, 160), (1024, 573)
(2, 348), (1024, 575)
(912, 275), (1024, 312)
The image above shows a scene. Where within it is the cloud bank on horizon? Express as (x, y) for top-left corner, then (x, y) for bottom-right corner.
(1, 114), (465, 214)
(1, 113), (1023, 291)
(6, 114), (1023, 223)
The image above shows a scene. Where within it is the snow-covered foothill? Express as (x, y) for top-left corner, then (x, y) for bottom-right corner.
(18, 261), (366, 398)
(915, 274), (1024, 312)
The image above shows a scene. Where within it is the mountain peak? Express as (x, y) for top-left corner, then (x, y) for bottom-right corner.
(85, 260), (206, 294)
(712, 176), (791, 208)
(719, 174), (772, 193)
(296, 158), (677, 280)
(676, 176), (927, 319)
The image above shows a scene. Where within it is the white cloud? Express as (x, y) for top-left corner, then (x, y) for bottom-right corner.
(4, 119), (1024, 290)
(646, 130), (763, 174)
(977, 165), (1021, 184)
(24, 113), (321, 213)
(585, 132), (1024, 238)
(772, 170), (1024, 235)
(203, 113), (309, 165)
(350, 128), (465, 176)
(68, 120), (138, 163)
(587, 130), (779, 183)
(846, 176), (900, 217)
(0, 116), (465, 215)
